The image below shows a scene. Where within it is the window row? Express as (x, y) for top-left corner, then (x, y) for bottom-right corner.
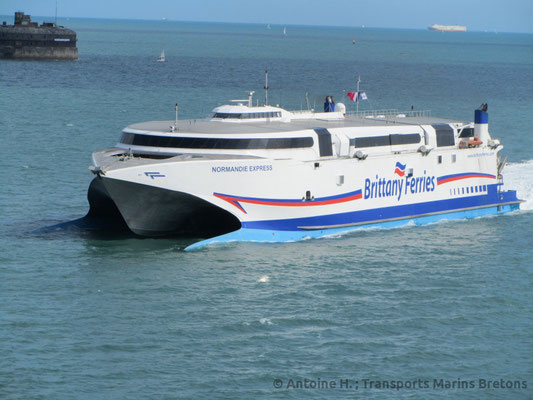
(349, 133), (421, 148)
(120, 133), (314, 150)
(451, 185), (488, 196)
(212, 112), (282, 119)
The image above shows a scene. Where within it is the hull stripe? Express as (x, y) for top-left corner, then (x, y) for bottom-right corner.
(214, 189), (362, 214)
(437, 172), (496, 185)
(240, 185), (520, 231)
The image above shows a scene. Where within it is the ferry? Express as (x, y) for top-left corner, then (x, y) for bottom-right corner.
(86, 85), (522, 250)
(428, 24), (467, 32)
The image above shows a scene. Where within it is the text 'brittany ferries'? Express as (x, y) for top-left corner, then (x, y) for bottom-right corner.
(364, 162), (436, 201)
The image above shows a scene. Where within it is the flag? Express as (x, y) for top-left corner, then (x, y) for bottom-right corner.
(347, 92), (358, 102)
(346, 92), (368, 102)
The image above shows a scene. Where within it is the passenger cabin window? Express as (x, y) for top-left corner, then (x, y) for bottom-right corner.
(433, 124), (455, 147)
(314, 128), (333, 157)
(349, 133), (420, 148)
(120, 132), (313, 149)
(213, 111), (281, 119)
(459, 127), (474, 138)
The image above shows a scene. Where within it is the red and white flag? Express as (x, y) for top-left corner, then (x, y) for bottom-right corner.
(347, 92), (358, 102)
(346, 92), (368, 102)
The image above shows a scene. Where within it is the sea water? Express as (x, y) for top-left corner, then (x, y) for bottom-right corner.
(1, 18), (532, 399)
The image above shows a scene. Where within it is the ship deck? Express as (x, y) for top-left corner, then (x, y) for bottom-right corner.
(127, 112), (465, 135)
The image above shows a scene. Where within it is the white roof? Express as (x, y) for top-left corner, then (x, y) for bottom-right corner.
(211, 104), (285, 114)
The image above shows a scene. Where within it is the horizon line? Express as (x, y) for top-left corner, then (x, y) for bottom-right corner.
(1, 13), (532, 35)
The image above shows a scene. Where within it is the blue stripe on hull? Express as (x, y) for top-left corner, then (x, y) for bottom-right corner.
(241, 185), (518, 231)
(185, 202), (520, 251)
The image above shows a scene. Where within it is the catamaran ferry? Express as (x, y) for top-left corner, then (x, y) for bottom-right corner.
(86, 88), (522, 250)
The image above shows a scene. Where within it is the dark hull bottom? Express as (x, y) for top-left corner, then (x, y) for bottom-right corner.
(86, 177), (241, 237)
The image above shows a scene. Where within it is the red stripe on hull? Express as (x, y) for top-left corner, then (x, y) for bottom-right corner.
(214, 193), (363, 213)
(438, 174), (496, 185)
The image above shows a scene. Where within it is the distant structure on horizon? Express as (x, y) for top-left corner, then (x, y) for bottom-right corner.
(0, 12), (78, 60)
(428, 24), (467, 32)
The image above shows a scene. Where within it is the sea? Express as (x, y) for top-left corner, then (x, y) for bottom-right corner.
(1, 18), (532, 399)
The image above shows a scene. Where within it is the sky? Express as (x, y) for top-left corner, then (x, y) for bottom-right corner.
(1, 0), (532, 33)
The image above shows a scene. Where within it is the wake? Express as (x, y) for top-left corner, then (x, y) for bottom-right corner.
(504, 159), (533, 210)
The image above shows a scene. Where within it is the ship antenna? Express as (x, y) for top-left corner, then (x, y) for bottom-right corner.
(173, 103), (178, 131)
(55, 1), (58, 26)
(264, 70), (269, 106)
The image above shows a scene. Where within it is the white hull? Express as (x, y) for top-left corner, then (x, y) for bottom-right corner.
(428, 24), (467, 32)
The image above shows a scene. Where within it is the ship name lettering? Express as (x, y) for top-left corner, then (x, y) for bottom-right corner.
(364, 172), (435, 201)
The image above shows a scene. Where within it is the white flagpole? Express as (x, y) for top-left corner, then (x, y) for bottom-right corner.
(175, 103), (178, 130)
(264, 70), (269, 106)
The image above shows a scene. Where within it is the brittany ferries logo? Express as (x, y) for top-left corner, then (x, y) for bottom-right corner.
(364, 161), (436, 201)
(394, 162), (406, 177)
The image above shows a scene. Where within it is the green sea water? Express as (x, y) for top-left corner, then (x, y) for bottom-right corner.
(1, 18), (532, 399)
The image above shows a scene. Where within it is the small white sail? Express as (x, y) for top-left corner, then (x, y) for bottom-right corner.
(157, 49), (165, 62)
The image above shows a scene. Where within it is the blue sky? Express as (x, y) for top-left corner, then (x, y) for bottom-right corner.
(1, 0), (532, 33)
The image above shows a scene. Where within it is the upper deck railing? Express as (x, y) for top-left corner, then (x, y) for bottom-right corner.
(345, 109), (431, 118)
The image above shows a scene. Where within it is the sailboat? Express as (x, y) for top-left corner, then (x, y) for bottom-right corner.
(283, 27), (287, 36)
(157, 49), (165, 62)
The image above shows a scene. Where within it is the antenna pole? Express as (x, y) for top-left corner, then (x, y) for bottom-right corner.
(175, 103), (178, 129)
(264, 70), (269, 106)
(356, 75), (361, 113)
(55, 1), (58, 25)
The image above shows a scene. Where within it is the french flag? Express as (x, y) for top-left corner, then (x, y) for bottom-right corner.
(394, 162), (406, 177)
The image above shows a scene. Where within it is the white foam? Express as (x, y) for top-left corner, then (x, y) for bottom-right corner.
(260, 318), (273, 325)
(504, 159), (533, 210)
(258, 275), (270, 283)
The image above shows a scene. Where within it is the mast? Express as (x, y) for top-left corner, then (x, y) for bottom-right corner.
(174, 103), (178, 130)
(264, 70), (269, 105)
(356, 75), (361, 113)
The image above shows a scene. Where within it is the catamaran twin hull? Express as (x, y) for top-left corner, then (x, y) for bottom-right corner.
(88, 148), (520, 249)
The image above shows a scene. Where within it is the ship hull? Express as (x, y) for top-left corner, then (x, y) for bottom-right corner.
(186, 202), (519, 250)
(88, 148), (522, 245)
(428, 24), (467, 32)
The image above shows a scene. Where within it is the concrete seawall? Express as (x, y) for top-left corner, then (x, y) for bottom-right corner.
(0, 45), (78, 60)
